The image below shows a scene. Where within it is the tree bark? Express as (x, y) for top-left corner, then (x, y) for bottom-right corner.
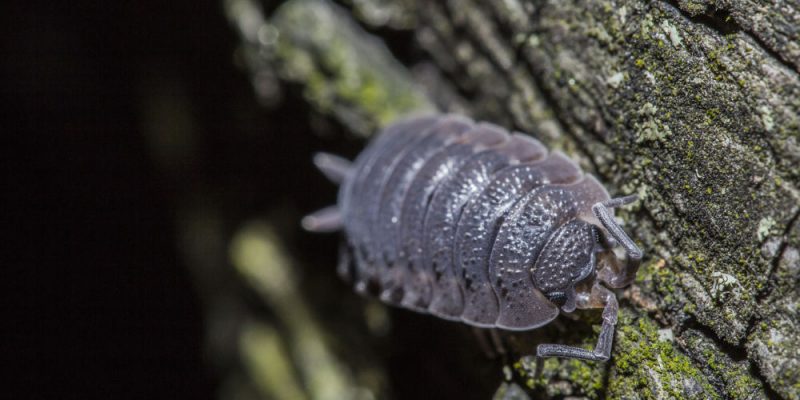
(224, 0), (800, 398)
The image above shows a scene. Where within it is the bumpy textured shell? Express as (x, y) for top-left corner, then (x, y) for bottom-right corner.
(338, 114), (611, 330)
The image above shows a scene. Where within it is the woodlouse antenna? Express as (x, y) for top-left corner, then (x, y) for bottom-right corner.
(592, 196), (643, 288)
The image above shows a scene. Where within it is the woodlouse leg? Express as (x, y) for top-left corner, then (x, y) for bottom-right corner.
(313, 152), (353, 184)
(592, 195), (643, 288)
(336, 240), (354, 282)
(489, 329), (507, 356)
(301, 205), (343, 232)
(536, 283), (618, 362)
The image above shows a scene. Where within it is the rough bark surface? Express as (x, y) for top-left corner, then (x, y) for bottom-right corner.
(224, 0), (800, 398)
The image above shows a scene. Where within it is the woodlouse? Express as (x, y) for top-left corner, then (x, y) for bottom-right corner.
(303, 114), (642, 362)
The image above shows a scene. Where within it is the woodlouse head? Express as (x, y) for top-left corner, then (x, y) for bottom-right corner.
(533, 220), (601, 312)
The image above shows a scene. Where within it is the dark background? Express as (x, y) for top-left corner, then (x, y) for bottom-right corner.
(4, 0), (266, 397)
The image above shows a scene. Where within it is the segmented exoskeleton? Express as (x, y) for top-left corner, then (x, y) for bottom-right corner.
(304, 114), (642, 362)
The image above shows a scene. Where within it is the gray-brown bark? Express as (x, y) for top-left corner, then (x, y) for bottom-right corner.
(221, 0), (800, 398)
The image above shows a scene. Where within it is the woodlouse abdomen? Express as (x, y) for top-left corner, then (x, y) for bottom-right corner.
(304, 114), (643, 362)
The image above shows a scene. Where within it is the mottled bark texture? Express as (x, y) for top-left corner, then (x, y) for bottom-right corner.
(226, 0), (800, 398)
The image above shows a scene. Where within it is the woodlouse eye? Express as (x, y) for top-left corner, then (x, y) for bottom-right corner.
(592, 226), (602, 244)
(545, 291), (567, 307)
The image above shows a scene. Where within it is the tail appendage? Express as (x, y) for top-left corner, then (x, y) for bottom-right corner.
(302, 152), (353, 232)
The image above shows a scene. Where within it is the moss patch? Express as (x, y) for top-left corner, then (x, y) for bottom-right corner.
(608, 309), (717, 399)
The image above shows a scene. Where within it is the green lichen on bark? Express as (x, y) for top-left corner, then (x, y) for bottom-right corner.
(271, 0), (435, 133)
(447, 0), (800, 345)
(230, 222), (381, 400)
(747, 216), (800, 400)
(675, 0), (800, 72)
(679, 328), (767, 399)
(513, 350), (608, 398)
(394, 0), (799, 397)
(606, 310), (717, 399)
(226, 0), (434, 136)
